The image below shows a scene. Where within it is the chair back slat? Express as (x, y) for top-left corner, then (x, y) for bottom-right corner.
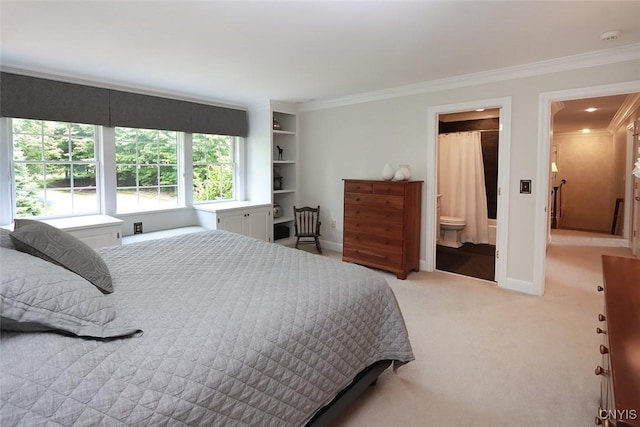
(292, 206), (322, 253)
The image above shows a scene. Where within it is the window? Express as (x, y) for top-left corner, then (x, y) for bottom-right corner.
(192, 133), (235, 202)
(115, 127), (179, 212)
(11, 118), (99, 218)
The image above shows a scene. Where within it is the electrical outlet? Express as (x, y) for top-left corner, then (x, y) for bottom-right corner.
(331, 220), (337, 229)
(134, 222), (143, 234)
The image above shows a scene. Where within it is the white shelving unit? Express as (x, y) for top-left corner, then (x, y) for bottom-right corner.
(271, 108), (298, 243)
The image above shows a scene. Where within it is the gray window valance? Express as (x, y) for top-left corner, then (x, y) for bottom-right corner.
(0, 73), (111, 126)
(0, 72), (248, 137)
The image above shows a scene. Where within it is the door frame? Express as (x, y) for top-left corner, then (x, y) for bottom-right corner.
(425, 97), (511, 287)
(534, 80), (640, 295)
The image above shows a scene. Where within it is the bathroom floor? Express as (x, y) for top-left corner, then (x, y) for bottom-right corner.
(436, 243), (496, 281)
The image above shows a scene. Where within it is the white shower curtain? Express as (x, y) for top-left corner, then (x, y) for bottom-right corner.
(438, 131), (489, 244)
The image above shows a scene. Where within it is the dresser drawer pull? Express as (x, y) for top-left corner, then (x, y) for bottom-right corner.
(595, 366), (608, 376)
(597, 285), (604, 292)
(598, 314), (606, 322)
(599, 345), (609, 355)
(596, 327), (606, 335)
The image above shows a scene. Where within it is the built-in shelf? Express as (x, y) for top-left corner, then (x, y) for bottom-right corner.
(272, 108), (298, 244)
(274, 216), (294, 225)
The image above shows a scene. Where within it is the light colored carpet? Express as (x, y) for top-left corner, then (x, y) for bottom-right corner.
(303, 243), (633, 427)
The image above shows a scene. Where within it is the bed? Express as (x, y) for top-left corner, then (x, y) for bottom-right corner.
(0, 225), (414, 426)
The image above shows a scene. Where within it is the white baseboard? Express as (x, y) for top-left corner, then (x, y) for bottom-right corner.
(500, 277), (539, 295)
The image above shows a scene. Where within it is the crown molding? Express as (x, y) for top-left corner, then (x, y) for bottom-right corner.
(554, 128), (612, 137)
(298, 43), (640, 112)
(0, 65), (248, 111)
(608, 93), (640, 133)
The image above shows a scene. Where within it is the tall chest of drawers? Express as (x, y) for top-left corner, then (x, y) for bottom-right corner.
(595, 256), (640, 427)
(342, 179), (422, 279)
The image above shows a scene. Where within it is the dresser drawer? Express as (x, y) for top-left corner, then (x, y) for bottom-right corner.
(343, 245), (403, 267)
(373, 182), (405, 196)
(345, 181), (373, 193)
(344, 193), (404, 210)
(344, 230), (403, 248)
(343, 206), (404, 223)
(344, 217), (403, 238)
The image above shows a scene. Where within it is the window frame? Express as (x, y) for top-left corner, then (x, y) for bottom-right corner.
(114, 126), (182, 214)
(9, 118), (102, 220)
(191, 133), (239, 204)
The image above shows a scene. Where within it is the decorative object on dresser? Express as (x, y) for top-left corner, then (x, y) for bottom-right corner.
(342, 179), (422, 279)
(382, 163), (394, 181)
(396, 164), (411, 181)
(595, 256), (640, 427)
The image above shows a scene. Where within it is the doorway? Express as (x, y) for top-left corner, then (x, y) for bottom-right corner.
(425, 97), (511, 287)
(435, 109), (500, 281)
(534, 82), (640, 295)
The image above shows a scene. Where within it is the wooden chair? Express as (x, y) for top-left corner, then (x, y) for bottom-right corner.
(293, 206), (322, 253)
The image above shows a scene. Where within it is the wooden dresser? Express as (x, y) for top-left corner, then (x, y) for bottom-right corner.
(342, 179), (422, 279)
(595, 256), (640, 426)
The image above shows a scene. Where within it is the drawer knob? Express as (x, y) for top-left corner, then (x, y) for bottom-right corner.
(595, 366), (608, 376)
(596, 327), (606, 335)
(598, 314), (606, 322)
(597, 285), (604, 292)
(599, 345), (609, 355)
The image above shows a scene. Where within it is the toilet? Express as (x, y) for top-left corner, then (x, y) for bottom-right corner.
(439, 216), (466, 248)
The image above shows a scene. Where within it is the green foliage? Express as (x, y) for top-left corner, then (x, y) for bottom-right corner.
(12, 120), (236, 216)
(14, 162), (44, 217)
(192, 133), (234, 201)
(12, 119), (96, 217)
(115, 127), (177, 188)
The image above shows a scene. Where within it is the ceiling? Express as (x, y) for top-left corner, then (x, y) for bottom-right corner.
(552, 94), (635, 133)
(1, 1), (639, 108)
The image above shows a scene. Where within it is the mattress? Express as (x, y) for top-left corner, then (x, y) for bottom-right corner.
(1, 230), (414, 426)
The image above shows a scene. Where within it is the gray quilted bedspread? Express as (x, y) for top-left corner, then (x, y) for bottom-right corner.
(1, 230), (413, 426)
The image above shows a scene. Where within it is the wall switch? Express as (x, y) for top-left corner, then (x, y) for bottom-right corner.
(520, 180), (532, 194)
(331, 220), (337, 229)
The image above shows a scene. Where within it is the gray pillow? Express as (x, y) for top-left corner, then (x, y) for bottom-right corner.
(0, 228), (14, 249)
(0, 248), (139, 338)
(10, 220), (113, 293)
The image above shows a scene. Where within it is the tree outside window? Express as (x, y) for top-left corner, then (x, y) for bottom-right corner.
(115, 127), (179, 212)
(192, 133), (235, 202)
(12, 119), (98, 218)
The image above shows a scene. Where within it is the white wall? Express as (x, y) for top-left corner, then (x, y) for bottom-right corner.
(298, 59), (640, 293)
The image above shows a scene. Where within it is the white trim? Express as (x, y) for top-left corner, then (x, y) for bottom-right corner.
(535, 80), (640, 296)
(425, 97), (511, 290)
(299, 43), (640, 112)
(624, 125), (634, 241)
(501, 278), (537, 295)
(609, 93), (640, 133)
(0, 118), (13, 225)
